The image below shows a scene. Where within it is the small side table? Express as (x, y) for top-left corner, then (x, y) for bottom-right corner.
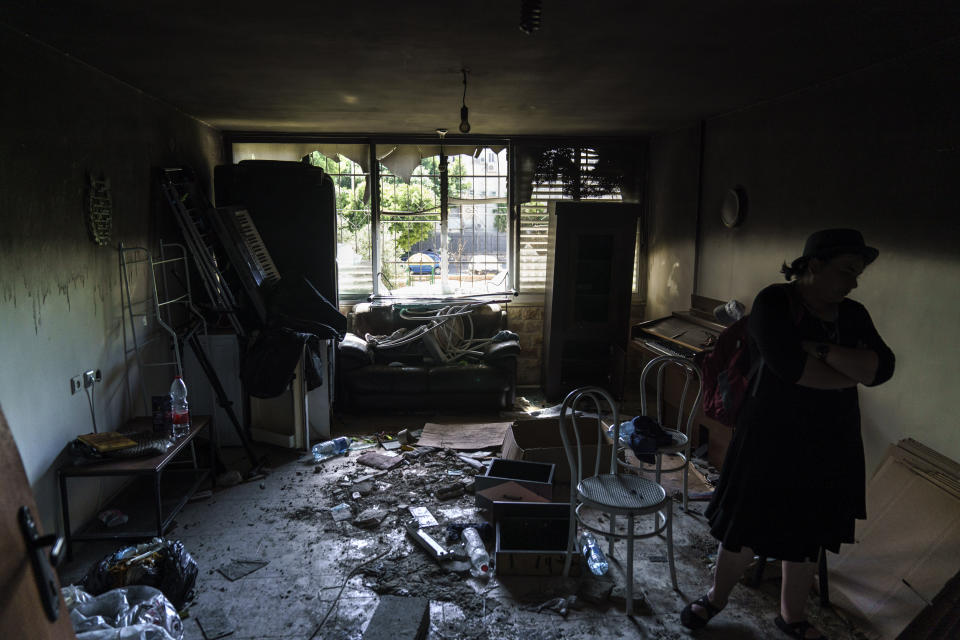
(59, 415), (213, 559)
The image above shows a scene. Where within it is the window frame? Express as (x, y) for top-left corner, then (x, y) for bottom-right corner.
(224, 134), (644, 305)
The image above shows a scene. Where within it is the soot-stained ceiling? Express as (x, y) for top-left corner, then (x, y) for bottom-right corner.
(3, 1), (960, 135)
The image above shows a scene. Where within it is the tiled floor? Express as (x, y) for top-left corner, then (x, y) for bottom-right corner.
(60, 409), (861, 640)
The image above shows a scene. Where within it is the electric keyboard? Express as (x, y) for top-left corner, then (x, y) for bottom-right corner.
(227, 208), (281, 286)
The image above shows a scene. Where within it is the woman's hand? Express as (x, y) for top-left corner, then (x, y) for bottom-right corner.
(799, 340), (879, 386)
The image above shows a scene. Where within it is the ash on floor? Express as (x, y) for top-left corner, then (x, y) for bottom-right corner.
(59, 429), (863, 640)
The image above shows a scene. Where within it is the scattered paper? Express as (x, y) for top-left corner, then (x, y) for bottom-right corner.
(357, 451), (404, 470)
(417, 422), (513, 450)
(217, 559), (268, 581)
(195, 610), (236, 640)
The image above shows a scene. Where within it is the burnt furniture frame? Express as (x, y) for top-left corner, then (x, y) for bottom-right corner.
(58, 415), (213, 559)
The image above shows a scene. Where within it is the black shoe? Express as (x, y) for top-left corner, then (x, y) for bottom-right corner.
(680, 594), (723, 630)
(774, 615), (828, 640)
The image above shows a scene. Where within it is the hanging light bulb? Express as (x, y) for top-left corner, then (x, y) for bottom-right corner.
(459, 69), (471, 134)
(436, 128), (448, 172)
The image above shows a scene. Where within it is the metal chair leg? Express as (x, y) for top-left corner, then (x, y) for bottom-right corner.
(681, 461), (689, 512)
(818, 548), (830, 606)
(626, 514), (635, 615)
(609, 514), (616, 557)
(666, 499), (678, 590)
(563, 502), (577, 577)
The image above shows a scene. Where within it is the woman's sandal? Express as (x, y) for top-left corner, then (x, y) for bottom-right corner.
(774, 615), (828, 640)
(680, 594), (724, 630)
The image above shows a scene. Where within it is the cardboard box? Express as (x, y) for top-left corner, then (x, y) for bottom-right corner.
(476, 480), (550, 512)
(829, 440), (960, 639)
(475, 458), (554, 510)
(501, 417), (612, 484)
(494, 502), (580, 576)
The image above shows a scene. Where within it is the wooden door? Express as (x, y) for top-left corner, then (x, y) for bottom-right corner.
(0, 405), (76, 639)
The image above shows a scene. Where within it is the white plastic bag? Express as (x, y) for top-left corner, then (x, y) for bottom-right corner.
(62, 585), (183, 640)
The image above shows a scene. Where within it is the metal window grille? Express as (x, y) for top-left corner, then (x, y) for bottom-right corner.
(303, 152), (373, 298)
(378, 147), (509, 296)
(518, 148), (622, 293)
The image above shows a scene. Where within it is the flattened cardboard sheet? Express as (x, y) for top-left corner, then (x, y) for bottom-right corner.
(829, 441), (960, 639)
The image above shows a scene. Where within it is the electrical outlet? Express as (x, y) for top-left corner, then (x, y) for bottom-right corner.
(83, 370), (96, 388)
(70, 376), (83, 395)
(94, 369), (102, 382)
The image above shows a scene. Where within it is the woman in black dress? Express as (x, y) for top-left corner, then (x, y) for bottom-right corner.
(681, 229), (895, 640)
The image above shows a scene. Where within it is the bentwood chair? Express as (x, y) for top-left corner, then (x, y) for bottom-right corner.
(559, 386), (678, 615)
(632, 355), (703, 512)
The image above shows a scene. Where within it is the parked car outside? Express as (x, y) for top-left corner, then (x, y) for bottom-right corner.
(469, 254), (503, 274)
(401, 249), (441, 275)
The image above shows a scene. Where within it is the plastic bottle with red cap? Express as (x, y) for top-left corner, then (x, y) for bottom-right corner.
(169, 376), (190, 436)
(462, 526), (491, 579)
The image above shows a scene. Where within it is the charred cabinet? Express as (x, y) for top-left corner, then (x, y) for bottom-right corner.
(542, 201), (640, 401)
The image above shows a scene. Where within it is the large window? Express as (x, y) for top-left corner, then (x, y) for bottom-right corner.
(231, 140), (638, 301)
(378, 146), (508, 297)
(304, 151), (372, 298)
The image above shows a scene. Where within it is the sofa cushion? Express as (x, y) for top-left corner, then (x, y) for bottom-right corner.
(427, 364), (509, 393)
(347, 365), (430, 394)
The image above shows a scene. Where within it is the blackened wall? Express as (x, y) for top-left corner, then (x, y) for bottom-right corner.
(0, 29), (223, 532)
(646, 41), (960, 474)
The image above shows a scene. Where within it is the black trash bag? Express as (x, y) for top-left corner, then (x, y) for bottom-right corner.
(81, 538), (198, 610)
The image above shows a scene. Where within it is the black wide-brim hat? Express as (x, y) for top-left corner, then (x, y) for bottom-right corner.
(801, 228), (879, 264)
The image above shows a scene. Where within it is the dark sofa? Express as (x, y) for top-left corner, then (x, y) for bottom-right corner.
(336, 302), (520, 411)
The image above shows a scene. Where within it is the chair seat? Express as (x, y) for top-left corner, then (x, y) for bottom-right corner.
(655, 428), (688, 453)
(578, 474), (666, 511)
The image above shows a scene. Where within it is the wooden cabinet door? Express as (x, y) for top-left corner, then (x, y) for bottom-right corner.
(542, 201), (640, 400)
(0, 406), (76, 639)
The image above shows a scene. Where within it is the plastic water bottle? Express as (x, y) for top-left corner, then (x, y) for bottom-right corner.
(311, 436), (351, 462)
(169, 376), (190, 436)
(608, 419), (635, 444)
(579, 531), (609, 575)
(462, 526), (491, 578)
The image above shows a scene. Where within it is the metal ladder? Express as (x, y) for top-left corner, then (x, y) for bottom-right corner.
(119, 241), (207, 416)
(157, 167), (245, 336)
(155, 167), (266, 473)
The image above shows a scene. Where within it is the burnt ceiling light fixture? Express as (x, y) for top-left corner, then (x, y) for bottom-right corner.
(519, 0), (542, 34)
(459, 69), (471, 134)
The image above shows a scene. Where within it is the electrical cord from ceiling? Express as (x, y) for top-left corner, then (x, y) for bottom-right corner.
(459, 69), (471, 133)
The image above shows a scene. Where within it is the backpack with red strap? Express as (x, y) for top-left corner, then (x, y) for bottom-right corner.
(696, 316), (757, 427)
(696, 286), (802, 427)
